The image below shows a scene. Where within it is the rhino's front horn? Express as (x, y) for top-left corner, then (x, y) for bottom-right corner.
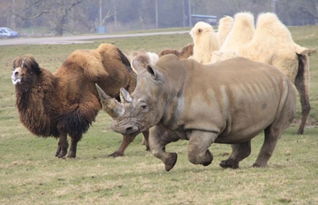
(95, 84), (124, 119)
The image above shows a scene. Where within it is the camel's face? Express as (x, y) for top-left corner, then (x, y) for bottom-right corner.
(11, 56), (41, 85)
(11, 66), (23, 85)
(189, 21), (215, 46)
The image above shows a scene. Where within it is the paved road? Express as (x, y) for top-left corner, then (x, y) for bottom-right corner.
(0, 30), (189, 46)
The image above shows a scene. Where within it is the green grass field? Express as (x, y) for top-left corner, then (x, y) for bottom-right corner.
(0, 26), (317, 204)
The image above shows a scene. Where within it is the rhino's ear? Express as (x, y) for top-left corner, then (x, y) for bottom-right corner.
(131, 58), (143, 74)
(120, 88), (132, 103)
(146, 65), (161, 81)
(131, 56), (149, 74)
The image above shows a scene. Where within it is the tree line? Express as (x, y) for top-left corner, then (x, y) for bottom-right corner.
(0, 0), (317, 36)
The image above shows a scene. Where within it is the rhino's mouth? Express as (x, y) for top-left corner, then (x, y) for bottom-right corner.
(111, 120), (144, 136)
(125, 126), (142, 137)
(127, 130), (140, 138)
(126, 125), (150, 137)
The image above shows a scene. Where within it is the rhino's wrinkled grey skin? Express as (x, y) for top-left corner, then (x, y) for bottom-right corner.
(98, 55), (296, 171)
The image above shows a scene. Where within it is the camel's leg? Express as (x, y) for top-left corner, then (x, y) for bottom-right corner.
(295, 55), (311, 135)
(67, 135), (81, 158)
(141, 130), (150, 151)
(56, 134), (68, 158)
(295, 78), (311, 135)
(108, 135), (137, 157)
(55, 144), (61, 157)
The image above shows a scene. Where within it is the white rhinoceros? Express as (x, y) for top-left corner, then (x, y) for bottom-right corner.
(96, 54), (296, 171)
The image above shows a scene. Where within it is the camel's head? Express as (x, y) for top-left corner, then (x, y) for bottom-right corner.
(189, 21), (219, 53)
(190, 21), (214, 42)
(11, 56), (41, 86)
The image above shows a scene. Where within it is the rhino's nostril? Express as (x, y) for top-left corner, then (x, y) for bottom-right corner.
(126, 126), (134, 132)
(125, 125), (138, 134)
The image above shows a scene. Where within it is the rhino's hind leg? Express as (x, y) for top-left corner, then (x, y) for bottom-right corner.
(220, 141), (251, 169)
(187, 130), (217, 166)
(253, 128), (279, 167)
(254, 81), (295, 167)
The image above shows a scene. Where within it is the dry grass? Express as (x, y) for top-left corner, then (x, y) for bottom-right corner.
(0, 27), (317, 204)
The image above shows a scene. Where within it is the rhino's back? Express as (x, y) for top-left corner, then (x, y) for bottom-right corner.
(182, 57), (292, 143)
(188, 57), (285, 85)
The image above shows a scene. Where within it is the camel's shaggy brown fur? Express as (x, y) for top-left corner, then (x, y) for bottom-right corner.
(12, 43), (148, 158)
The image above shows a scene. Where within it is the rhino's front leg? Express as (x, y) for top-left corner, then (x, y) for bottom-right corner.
(149, 126), (180, 171)
(187, 130), (218, 166)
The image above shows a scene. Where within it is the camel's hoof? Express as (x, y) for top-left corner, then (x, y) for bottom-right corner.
(56, 151), (67, 159)
(108, 151), (124, 158)
(297, 129), (304, 135)
(67, 152), (76, 158)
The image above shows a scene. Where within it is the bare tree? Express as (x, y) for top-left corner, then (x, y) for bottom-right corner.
(48, 0), (83, 36)
(11, 0), (83, 35)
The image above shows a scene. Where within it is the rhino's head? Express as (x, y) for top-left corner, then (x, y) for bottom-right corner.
(96, 64), (167, 136)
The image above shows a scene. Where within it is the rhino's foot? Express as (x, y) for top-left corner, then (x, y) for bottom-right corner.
(220, 159), (239, 169)
(188, 150), (213, 166)
(164, 153), (178, 172)
(108, 151), (124, 158)
(202, 150), (213, 166)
